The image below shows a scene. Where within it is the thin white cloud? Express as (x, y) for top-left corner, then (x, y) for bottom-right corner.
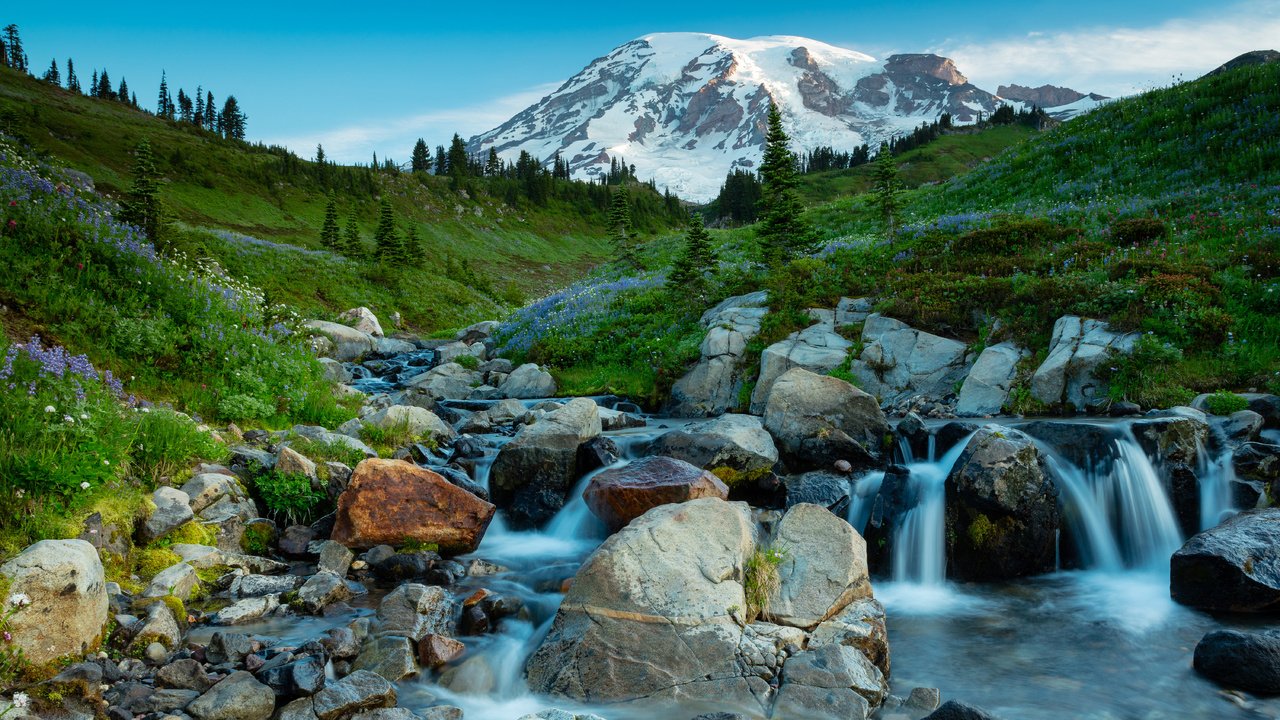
(933, 1), (1280, 97)
(261, 82), (560, 164)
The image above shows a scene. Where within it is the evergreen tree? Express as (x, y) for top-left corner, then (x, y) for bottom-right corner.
(42, 58), (59, 84)
(373, 198), (401, 262)
(447, 134), (469, 177)
(3, 25), (25, 73)
(90, 70), (98, 97)
(118, 77), (129, 104)
(157, 71), (173, 119)
(177, 89), (193, 121)
(668, 212), (716, 294)
(220, 95), (246, 139)
(315, 144), (326, 165)
(871, 142), (902, 241)
(403, 224), (424, 264)
(343, 210), (362, 257)
(119, 139), (163, 242)
(320, 194), (341, 251)
(434, 145), (447, 175)
(97, 68), (113, 100)
(411, 138), (430, 173)
(755, 102), (814, 266)
(193, 85), (204, 126)
(66, 58), (79, 93)
(485, 148), (501, 177)
(608, 187), (639, 269)
(204, 91), (215, 130)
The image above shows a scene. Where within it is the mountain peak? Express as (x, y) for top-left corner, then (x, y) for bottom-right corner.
(469, 34), (1011, 202)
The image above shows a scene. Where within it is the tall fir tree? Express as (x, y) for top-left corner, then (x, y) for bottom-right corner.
(2, 25), (25, 73)
(320, 194), (341, 251)
(119, 139), (163, 242)
(403, 224), (423, 264)
(608, 187), (639, 269)
(447, 134), (469, 177)
(97, 68), (113, 100)
(756, 102), (814, 266)
(343, 210), (362, 257)
(117, 77), (129, 104)
(410, 138), (430, 173)
(219, 96), (246, 139)
(434, 145), (447, 175)
(66, 58), (79, 93)
(42, 58), (59, 84)
(90, 70), (98, 97)
(485, 148), (501, 176)
(193, 85), (204, 126)
(204, 91), (215, 131)
(373, 198), (402, 262)
(871, 142), (902, 241)
(157, 71), (173, 119)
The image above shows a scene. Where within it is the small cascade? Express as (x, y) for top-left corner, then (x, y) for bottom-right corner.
(889, 437), (974, 584)
(848, 470), (885, 535)
(1195, 434), (1239, 530)
(897, 436), (916, 465)
(1035, 426), (1183, 570)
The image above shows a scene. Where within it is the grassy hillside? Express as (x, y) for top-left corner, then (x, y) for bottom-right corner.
(0, 65), (685, 330)
(505, 61), (1280, 409)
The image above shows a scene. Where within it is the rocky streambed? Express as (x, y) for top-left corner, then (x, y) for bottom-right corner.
(4, 310), (1280, 720)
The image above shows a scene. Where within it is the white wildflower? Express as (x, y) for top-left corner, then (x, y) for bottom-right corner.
(79, 482), (90, 490)
(43, 405), (55, 413)
(12, 692), (30, 708)
(80, 413), (89, 420)
(63, 415), (75, 423)
(8, 593), (31, 607)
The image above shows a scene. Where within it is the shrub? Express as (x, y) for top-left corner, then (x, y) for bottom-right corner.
(744, 544), (786, 623)
(455, 354), (480, 370)
(1109, 217), (1167, 245)
(131, 408), (227, 483)
(217, 394), (275, 422)
(1204, 390), (1249, 416)
(254, 470), (326, 526)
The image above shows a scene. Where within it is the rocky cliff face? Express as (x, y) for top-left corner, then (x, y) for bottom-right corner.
(469, 33), (1012, 202)
(997, 83), (1108, 109)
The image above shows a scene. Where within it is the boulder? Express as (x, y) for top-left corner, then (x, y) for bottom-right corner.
(924, 701), (1001, 720)
(762, 368), (890, 473)
(319, 357), (352, 384)
(144, 486), (195, 541)
(131, 599), (182, 650)
(1171, 508), (1280, 612)
(187, 671), (275, 720)
(669, 292), (769, 417)
(499, 363), (557, 399)
(375, 583), (455, 642)
(650, 413), (778, 481)
(809, 597), (890, 679)
(317, 540), (355, 576)
(331, 459), (495, 553)
(1030, 316), (1139, 410)
(490, 398), (602, 528)
(750, 318), (853, 414)
(436, 341), (486, 365)
(143, 562), (199, 600)
(776, 643), (884, 711)
(0, 539), (108, 664)
(836, 297), (874, 326)
(181, 473), (256, 521)
(352, 636), (418, 682)
(213, 596), (280, 625)
(404, 363), (482, 404)
(364, 405), (457, 443)
(783, 472), (852, 515)
(583, 456), (730, 532)
(1222, 410), (1264, 444)
(296, 571), (352, 613)
(305, 320), (376, 362)
(1132, 412), (1209, 466)
(955, 342), (1027, 416)
(276, 445), (319, 483)
(850, 314), (972, 405)
(312, 671), (396, 720)
(945, 426), (1059, 580)
(768, 504), (871, 629)
(1193, 629), (1280, 694)
(337, 307), (384, 337)
(418, 634), (465, 669)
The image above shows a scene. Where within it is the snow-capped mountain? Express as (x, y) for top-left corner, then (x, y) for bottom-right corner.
(470, 33), (1029, 202)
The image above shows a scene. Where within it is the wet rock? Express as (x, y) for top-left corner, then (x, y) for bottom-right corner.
(499, 363), (557, 399)
(131, 687), (200, 713)
(944, 426), (1059, 580)
(418, 634), (465, 669)
(370, 550), (435, 582)
(1246, 394), (1280, 429)
(317, 540), (355, 576)
(490, 398), (602, 528)
(650, 413), (779, 479)
(312, 670), (396, 720)
(851, 314), (972, 406)
(1030, 316), (1138, 410)
(280, 525), (318, 557)
(763, 368), (890, 473)
(895, 413), (930, 462)
(353, 636), (418, 682)
(331, 459), (496, 553)
(321, 627), (361, 659)
(0, 539), (108, 665)
(783, 472), (852, 515)
(1193, 628), (1280, 694)
(1223, 410), (1265, 444)
(923, 700), (1001, 720)
(768, 504), (871, 629)
(1234, 441), (1280, 494)
(375, 583), (454, 642)
(778, 642), (885, 706)
(956, 342), (1026, 417)
(187, 671), (276, 720)
(215, 595), (281, 625)
(1171, 508), (1280, 612)
(144, 487), (195, 541)
(420, 708), (465, 720)
(810, 597), (890, 679)
(297, 571), (352, 613)
(584, 455), (730, 532)
(158, 658), (213, 692)
(668, 291), (769, 417)
(206, 632), (255, 665)
(1132, 412), (1209, 466)
(260, 654), (327, 697)
(143, 561), (199, 600)
(598, 406), (646, 431)
(232, 574), (303, 598)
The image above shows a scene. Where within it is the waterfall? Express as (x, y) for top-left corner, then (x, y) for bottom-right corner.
(1196, 435), (1239, 530)
(886, 437), (974, 585)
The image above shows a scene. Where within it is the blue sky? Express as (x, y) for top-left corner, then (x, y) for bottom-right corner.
(9, 1), (1278, 163)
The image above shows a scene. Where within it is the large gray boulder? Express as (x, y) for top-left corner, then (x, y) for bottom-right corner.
(649, 413), (778, 483)
(186, 671), (276, 720)
(773, 643), (884, 719)
(305, 320), (376, 362)
(364, 405), (457, 443)
(850, 314), (971, 405)
(955, 342), (1027, 416)
(490, 398), (602, 528)
(750, 318), (852, 415)
(836, 297), (874, 327)
(336, 307), (384, 337)
(1030, 316), (1139, 410)
(945, 426), (1060, 580)
(0, 539), (108, 665)
(144, 486), (195, 541)
(500, 363), (557, 399)
(526, 498), (883, 718)
(669, 291), (769, 417)
(404, 363), (482, 404)
(1193, 629), (1280, 694)
(763, 368), (890, 473)
(1171, 508), (1280, 612)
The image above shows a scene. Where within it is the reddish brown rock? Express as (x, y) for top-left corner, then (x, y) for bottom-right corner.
(417, 634), (465, 669)
(331, 459), (495, 554)
(583, 456), (729, 532)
